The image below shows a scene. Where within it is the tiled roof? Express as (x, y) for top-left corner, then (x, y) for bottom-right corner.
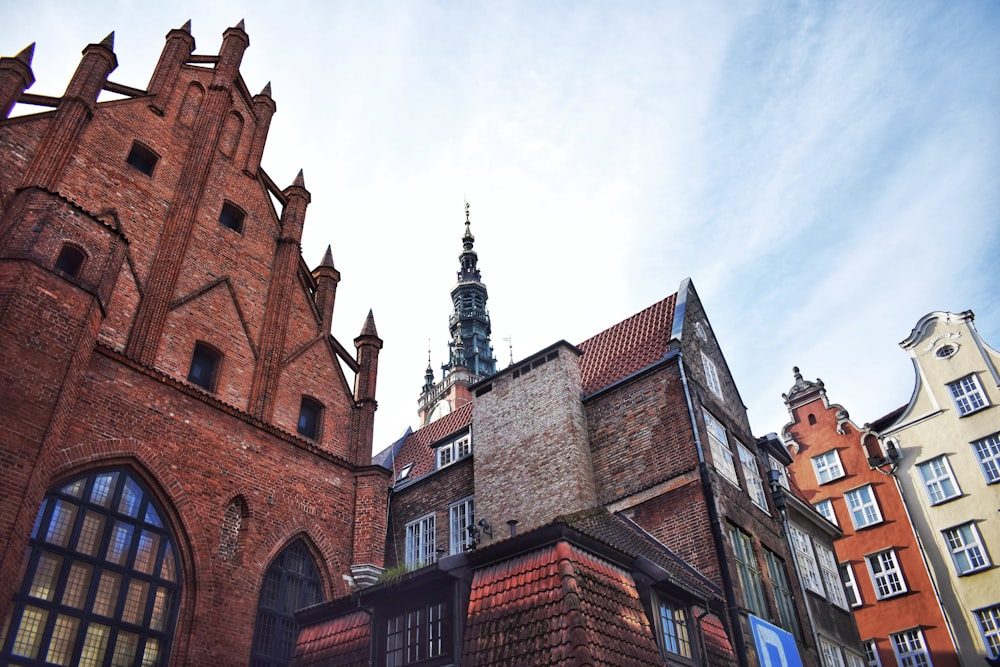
(564, 510), (721, 599)
(291, 609), (369, 667)
(869, 404), (907, 432)
(462, 540), (664, 666)
(386, 402), (473, 481)
(701, 613), (739, 667)
(577, 294), (677, 396)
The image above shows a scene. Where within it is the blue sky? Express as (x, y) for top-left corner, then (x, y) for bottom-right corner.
(3, 1), (998, 449)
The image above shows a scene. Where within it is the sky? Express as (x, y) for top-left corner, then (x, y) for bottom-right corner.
(3, 1), (998, 451)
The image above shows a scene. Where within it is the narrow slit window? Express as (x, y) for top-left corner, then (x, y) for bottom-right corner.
(54, 245), (86, 278)
(126, 142), (159, 176)
(187, 343), (221, 392)
(219, 202), (245, 234)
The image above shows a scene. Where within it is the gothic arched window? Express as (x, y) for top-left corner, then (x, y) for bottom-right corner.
(250, 540), (323, 667)
(0, 469), (181, 666)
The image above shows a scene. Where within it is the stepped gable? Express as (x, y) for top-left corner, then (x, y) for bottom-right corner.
(387, 402), (473, 480)
(578, 294), (677, 395)
(461, 540), (663, 666)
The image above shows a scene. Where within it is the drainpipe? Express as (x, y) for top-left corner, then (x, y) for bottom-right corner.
(678, 356), (750, 667)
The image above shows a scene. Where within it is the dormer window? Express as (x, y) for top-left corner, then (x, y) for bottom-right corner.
(187, 343), (221, 391)
(54, 244), (86, 278)
(126, 141), (159, 176)
(436, 433), (472, 469)
(219, 201), (246, 233)
(297, 397), (323, 440)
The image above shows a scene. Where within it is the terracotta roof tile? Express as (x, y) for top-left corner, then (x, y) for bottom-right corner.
(463, 540), (663, 666)
(387, 402), (473, 481)
(564, 510), (721, 600)
(578, 295), (677, 396)
(291, 609), (369, 667)
(701, 612), (739, 666)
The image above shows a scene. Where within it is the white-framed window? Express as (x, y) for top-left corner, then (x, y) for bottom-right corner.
(789, 524), (824, 596)
(703, 409), (738, 485)
(816, 543), (849, 609)
(769, 455), (790, 490)
(890, 628), (931, 667)
(972, 433), (1000, 484)
(977, 606), (1000, 659)
(840, 562), (862, 607)
(449, 497), (475, 555)
(702, 351), (723, 399)
(866, 549), (906, 599)
(738, 443), (769, 512)
(845, 485), (883, 529)
(820, 638), (846, 667)
(844, 651), (867, 667)
(916, 456), (960, 504)
(814, 499), (838, 526)
(812, 450), (845, 484)
(435, 433), (472, 469)
(652, 593), (694, 660)
(404, 514), (436, 568)
(943, 522), (990, 575)
(863, 640), (882, 667)
(948, 374), (989, 416)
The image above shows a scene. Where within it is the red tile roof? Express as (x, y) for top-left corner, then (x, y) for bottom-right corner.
(388, 402), (473, 481)
(701, 613), (739, 667)
(291, 609), (369, 667)
(462, 540), (664, 666)
(577, 295), (677, 396)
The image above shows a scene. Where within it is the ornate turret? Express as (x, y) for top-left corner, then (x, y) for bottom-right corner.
(417, 203), (498, 425)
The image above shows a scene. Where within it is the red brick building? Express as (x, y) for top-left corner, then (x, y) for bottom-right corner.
(0, 23), (389, 666)
(297, 278), (830, 666)
(781, 370), (959, 666)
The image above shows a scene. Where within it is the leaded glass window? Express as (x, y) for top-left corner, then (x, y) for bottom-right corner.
(250, 540), (323, 667)
(0, 469), (181, 666)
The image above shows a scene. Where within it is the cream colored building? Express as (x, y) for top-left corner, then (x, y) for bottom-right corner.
(875, 310), (1000, 662)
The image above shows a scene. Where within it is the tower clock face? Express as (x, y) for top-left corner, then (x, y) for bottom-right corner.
(428, 400), (452, 423)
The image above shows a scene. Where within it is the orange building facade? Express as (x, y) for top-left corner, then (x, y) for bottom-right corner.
(781, 370), (959, 666)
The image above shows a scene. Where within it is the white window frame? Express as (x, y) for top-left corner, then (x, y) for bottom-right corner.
(890, 628), (931, 667)
(866, 549), (906, 599)
(816, 543), (849, 609)
(814, 499), (838, 526)
(916, 456), (961, 504)
(943, 522), (990, 575)
(449, 497), (475, 555)
(812, 450), (845, 485)
(845, 485), (883, 529)
(844, 651), (866, 667)
(972, 433), (1000, 484)
(840, 562), (862, 608)
(703, 409), (738, 486)
(948, 374), (989, 416)
(738, 443), (769, 512)
(435, 432), (472, 469)
(863, 640), (882, 667)
(404, 513), (436, 569)
(702, 351), (723, 399)
(977, 606), (1000, 659)
(789, 524), (824, 596)
(819, 638), (846, 667)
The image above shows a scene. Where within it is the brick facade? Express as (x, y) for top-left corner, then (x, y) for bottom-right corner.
(0, 24), (389, 666)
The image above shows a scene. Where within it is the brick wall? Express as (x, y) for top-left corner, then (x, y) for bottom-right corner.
(472, 343), (597, 536)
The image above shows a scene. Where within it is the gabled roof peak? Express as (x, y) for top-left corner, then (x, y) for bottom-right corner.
(782, 366), (824, 405)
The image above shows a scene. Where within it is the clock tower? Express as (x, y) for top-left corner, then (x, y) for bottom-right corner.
(418, 204), (498, 425)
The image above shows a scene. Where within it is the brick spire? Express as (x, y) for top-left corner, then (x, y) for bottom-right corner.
(0, 43), (35, 119)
